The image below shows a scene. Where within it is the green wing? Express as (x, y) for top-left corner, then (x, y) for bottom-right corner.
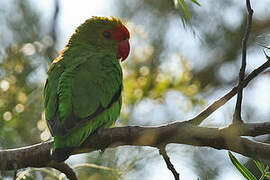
(44, 58), (65, 135)
(44, 53), (122, 148)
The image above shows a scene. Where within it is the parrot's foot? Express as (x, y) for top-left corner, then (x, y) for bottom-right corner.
(51, 147), (74, 162)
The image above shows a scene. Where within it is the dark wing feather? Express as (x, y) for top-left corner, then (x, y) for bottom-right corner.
(58, 84), (122, 136)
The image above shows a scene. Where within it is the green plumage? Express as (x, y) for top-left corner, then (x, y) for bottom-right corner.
(44, 17), (125, 162)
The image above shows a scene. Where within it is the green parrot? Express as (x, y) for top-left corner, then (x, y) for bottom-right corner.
(44, 16), (130, 162)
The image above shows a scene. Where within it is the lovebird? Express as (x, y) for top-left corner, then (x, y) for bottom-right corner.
(44, 16), (130, 162)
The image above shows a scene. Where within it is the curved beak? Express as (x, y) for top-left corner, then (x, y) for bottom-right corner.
(117, 39), (130, 61)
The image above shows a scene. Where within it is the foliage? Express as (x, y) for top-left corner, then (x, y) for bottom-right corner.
(175, 0), (200, 27)
(229, 152), (270, 180)
(0, 1), (47, 148)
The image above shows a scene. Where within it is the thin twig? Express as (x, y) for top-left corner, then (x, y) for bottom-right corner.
(51, 0), (59, 42)
(46, 0), (59, 61)
(47, 161), (77, 180)
(233, 0), (254, 124)
(189, 60), (270, 125)
(72, 163), (123, 174)
(159, 146), (179, 180)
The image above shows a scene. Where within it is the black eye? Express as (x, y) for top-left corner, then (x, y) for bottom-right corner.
(103, 31), (111, 39)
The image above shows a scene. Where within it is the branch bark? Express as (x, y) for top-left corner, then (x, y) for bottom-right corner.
(159, 146), (180, 180)
(233, 0), (254, 124)
(47, 161), (77, 180)
(1, 122), (270, 171)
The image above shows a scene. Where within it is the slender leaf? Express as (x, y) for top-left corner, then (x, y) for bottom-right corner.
(174, 0), (201, 29)
(178, 0), (192, 18)
(228, 152), (256, 180)
(175, 0), (192, 28)
(259, 175), (265, 180)
(265, 172), (270, 179)
(190, 0), (201, 6)
(253, 160), (265, 174)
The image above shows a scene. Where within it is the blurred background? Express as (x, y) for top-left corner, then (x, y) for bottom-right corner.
(1, 0), (270, 179)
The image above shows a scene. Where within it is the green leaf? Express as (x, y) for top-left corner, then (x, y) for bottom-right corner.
(178, 0), (192, 19)
(265, 172), (270, 179)
(175, 0), (192, 28)
(190, 0), (201, 6)
(228, 152), (256, 180)
(253, 160), (265, 174)
(174, 0), (201, 29)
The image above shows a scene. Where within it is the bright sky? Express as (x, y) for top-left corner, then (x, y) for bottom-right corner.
(36, 0), (120, 50)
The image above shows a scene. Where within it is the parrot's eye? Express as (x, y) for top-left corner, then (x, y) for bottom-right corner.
(103, 31), (111, 39)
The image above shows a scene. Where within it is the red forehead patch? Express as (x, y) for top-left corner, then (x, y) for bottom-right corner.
(104, 24), (130, 61)
(110, 24), (130, 42)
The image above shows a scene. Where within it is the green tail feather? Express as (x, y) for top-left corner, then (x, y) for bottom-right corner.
(52, 100), (121, 161)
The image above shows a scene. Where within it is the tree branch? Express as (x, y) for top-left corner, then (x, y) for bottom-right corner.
(159, 146), (180, 180)
(1, 122), (270, 171)
(233, 0), (254, 124)
(189, 60), (270, 125)
(47, 161), (77, 180)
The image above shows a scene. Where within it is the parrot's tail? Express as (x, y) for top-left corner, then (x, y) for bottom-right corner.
(51, 147), (74, 162)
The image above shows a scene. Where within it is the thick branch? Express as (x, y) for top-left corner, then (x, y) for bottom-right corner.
(1, 122), (270, 171)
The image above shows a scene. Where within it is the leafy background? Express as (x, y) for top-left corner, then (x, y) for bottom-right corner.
(1, 0), (270, 179)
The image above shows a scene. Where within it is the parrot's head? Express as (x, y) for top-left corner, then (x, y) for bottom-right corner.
(68, 16), (130, 61)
